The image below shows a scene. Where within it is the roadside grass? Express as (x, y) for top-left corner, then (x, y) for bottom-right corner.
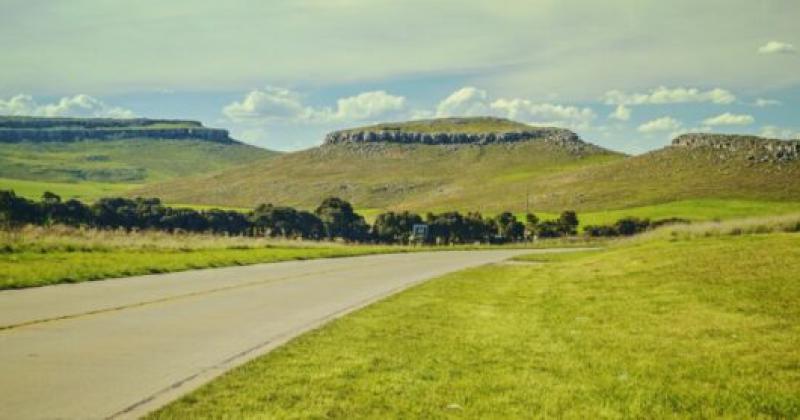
(150, 223), (800, 418)
(511, 248), (602, 263)
(0, 226), (404, 289)
(0, 246), (402, 290)
(635, 212), (800, 241)
(0, 226), (592, 290)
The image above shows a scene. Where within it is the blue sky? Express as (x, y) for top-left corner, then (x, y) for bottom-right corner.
(0, 0), (798, 153)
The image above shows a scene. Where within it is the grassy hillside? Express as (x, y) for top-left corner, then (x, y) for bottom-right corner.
(0, 116), (278, 201)
(137, 139), (624, 212)
(522, 144), (800, 211)
(138, 129), (800, 220)
(151, 220), (800, 418)
(0, 139), (275, 184)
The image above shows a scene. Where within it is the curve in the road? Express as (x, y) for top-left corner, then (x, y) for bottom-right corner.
(0, 249), (581, 419)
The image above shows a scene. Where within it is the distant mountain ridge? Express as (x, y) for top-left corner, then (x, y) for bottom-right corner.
(0, 116), (235, 144)
(136, 117), (800, 213)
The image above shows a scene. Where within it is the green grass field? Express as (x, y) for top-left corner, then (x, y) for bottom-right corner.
(0, 227), (409, 289)
(150, 222), (800, 418)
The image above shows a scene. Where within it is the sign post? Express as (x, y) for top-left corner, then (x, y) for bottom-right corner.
(411, 224), (428, 245)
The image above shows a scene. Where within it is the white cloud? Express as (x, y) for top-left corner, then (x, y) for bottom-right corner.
(759, 125), (800, 140)
(702, 112), (754, 126)
(603, 86), (736, 105)
(323, 90), (406, 122)
(637, 116), (682, 133)
(489, 98), (596, 129)
(0, 95), (36, 115)
(222, 87), (311, 122)
(758, 41), (796, 54)
(0, 94), (135, 118)
(754, 98), (781, 107)
(609, 104), (631, 121)
(430, 86), (596, 129)
(435, 87), (490, 117)
(223, 88), (406, 124)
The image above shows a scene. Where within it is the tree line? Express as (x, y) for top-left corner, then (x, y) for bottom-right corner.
(1, 190), (685, 244)
(1, 190), (589, 244)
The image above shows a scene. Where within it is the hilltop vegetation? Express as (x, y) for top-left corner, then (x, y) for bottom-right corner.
(0, 116), (200, 130)
(334, 116), (535, 134)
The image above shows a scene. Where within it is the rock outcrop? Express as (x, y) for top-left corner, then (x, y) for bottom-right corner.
(0, 117), (237, 144)
(324, 126), (590, 152)
(672, 133), (800, 163)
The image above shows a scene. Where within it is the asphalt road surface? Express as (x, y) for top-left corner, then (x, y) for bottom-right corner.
(0, 249), (570, 419)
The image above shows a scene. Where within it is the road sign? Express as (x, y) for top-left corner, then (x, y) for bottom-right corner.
(411, 224), (428, 242)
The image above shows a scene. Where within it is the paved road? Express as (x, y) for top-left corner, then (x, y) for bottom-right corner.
(0, 249), (565, 419)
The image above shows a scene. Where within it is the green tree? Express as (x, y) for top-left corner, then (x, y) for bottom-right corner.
(558, 210), (579, 235)
(372, 211), (423, 244)
(315, 197), (368, 241)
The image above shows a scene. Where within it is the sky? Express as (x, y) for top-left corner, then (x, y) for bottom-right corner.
(0, 0), (798, 153)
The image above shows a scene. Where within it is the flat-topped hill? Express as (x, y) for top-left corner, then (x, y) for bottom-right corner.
(515, 133), (800, 211)
(0, 116), (201, 129)
(137, 118), (624, 211)
(0, 116), (235, 144)
(0, 116), (278, 196)
(331, 117), (533, 134)
(672, 133), (800, 162)
(324, 117), (583, 149)
(138, 123), (800, 212)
